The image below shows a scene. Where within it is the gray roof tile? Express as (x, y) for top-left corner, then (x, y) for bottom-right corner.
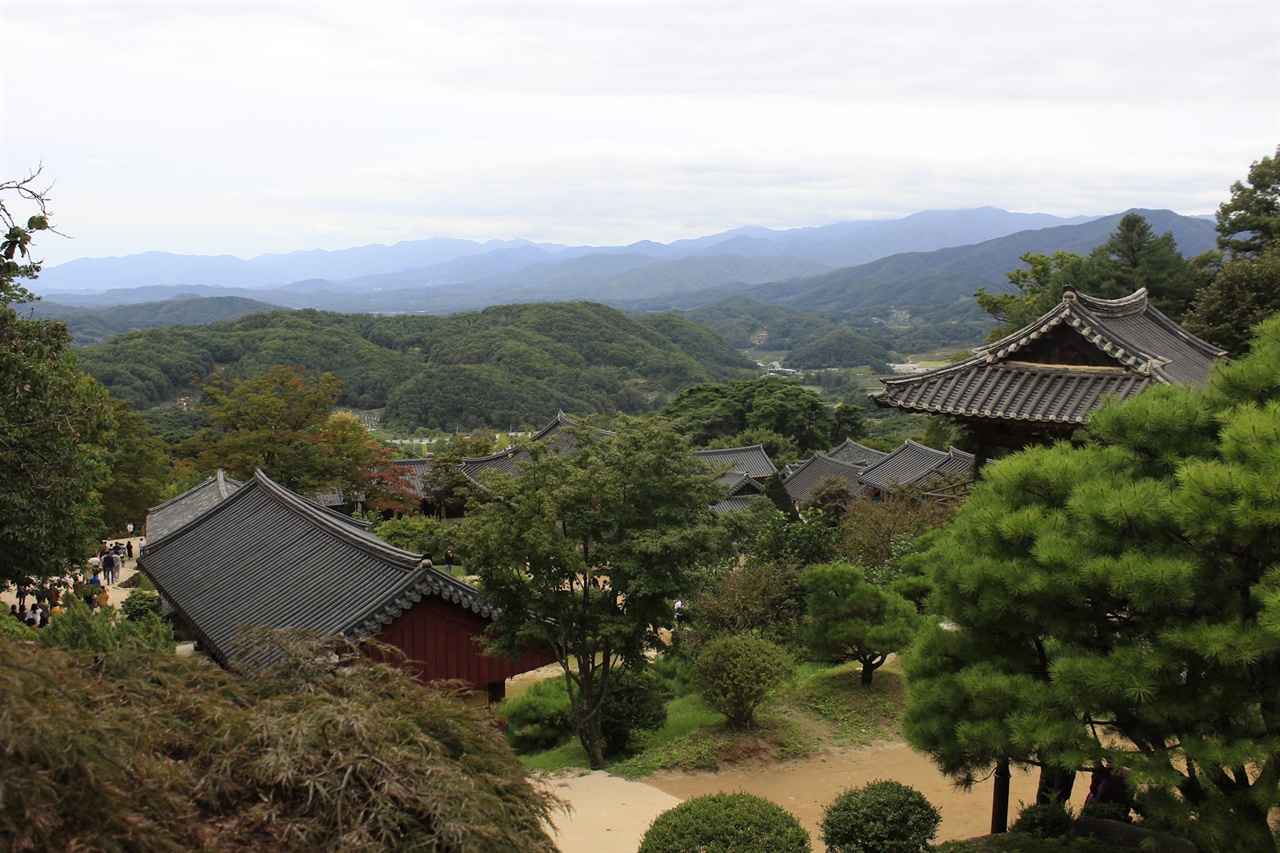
(694, 445), (778, 480)
(872, 288), (1225, 424)
(139, 469), (492, 670)
(145, 471), (242, 541)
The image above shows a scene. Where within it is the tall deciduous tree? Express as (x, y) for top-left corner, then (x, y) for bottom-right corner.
(97, 400), (171, 535)
(1184, 245), (1280, 356)
(904, 315), (1280, 850)
(192, 365), (341, 491)
(663, 377), (840, 454)
(464, 416), (725, 769)
(1185, 150), (1280, 355)
(0, 171), (114, 585)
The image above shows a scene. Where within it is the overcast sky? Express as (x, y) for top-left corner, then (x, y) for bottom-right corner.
(2, 1), (1277, 266)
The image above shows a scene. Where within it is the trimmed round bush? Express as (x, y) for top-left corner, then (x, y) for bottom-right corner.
(497, 676), (574, 753)
(601, 665), (668, 756)
(692, 633), (792, 730)
(639, 792), (811, 853)
(820, 780), (940, 853)
(1011, 800), (1073, 838)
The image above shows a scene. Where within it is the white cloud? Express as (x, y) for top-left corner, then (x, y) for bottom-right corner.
(2, 0), (1276, 264)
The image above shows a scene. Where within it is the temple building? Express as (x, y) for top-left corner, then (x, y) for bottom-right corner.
(870, 287), (1227, 468)
(139, 469), (555, 702)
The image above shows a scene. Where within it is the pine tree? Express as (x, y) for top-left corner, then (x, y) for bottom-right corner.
(904, 315), (1280, 850)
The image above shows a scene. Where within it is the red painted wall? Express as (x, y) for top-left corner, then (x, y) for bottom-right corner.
(374, 596), (557, 692)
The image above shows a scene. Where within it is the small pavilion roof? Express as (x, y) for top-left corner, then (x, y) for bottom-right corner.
(871, 288), (1226, 427)
(784, 453), (869, 503)
(139, 469), (493, 670)
(460, 412), (614, 488)
(826, 439), (889, 469)
(693, 445), (778, 481)
(145, 470), (242, 541)
(858, 440), (974, 491)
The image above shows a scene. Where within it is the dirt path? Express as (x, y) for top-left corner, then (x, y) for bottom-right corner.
(550, 743), (1087, 852)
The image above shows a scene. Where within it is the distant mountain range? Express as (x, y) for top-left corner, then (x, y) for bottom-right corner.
(32, 207), (1217, 324)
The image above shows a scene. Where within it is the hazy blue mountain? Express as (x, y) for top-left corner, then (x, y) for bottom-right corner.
(34, 236), (559, 291)
(29, 208), (1209, 325)
(31, 207), (1097, 297)
(619, 209), (1217, 322)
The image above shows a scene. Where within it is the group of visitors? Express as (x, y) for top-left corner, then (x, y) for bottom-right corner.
(9, 579), (64, 628)
(9, 601), (50, 628)
(5, 537), (139, 628)
(88, 541), (133, 586)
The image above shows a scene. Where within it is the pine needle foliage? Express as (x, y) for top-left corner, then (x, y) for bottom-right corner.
(0, 630), (559, 853)
(904, 315), (1280, 851)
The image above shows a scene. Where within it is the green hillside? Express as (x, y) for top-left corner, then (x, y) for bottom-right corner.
(77, 301), (759, 432)
(34, 296), (280, 346)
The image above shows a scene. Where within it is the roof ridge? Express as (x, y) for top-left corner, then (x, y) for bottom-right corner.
(245, 470), (423, 569)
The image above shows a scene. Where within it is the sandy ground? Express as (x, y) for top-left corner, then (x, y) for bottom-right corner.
(547, 743), (1087, 853)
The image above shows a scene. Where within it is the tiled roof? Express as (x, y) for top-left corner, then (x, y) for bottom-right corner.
(694, 445), (778, 480)
(872, 288), (1225, 425)
(711, 496), (756, 514)
(460, 412), (615, 488)
(826, 439), (889, 469)
(139, 469), (493, 670)
(784, 453), (868, 503)
(858, 440), (974, 490)
(145, 471), (242, 541)
(392, 458), (433, 498)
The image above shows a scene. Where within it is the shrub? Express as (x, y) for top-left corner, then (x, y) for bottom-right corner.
(820, 780), (941, 853)
(38, 598), (175, 654)
(120, 589), (162, 621)
(1079, 801), (1131, 823)
(692, 634), (792, 730)
(689, 560), (807, 649)
(1011, 800), (1073, 839)
(601, 666), (668, 756)
(639, 792), (811, 853)
(499, 676), (575, 753)
(372, 515), (459, 567)
(0, 630), (559, 851)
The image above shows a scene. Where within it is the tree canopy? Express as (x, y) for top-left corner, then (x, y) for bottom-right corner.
(1186, 148), (1280, 355)
(463, 416), (725, 769)
(904, 314), (1280, 850)
(662, 376), (857, 455)
(976, 213), (1206, 339)
(76, 301), (757, 432)
(1217, 145), (1280, 259)
(0, 171), (114, 585)
(189, 365), (413, 509)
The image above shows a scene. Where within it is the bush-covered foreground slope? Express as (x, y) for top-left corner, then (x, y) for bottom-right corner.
(0, 632), (558, 852)
(77, 301), (758, 431)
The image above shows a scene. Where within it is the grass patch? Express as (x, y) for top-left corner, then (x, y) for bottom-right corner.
(613, 713), (815, 779)
(118, 572), (154, 591)
(784, 661), (905, 747)
(517, 658), (877, 778)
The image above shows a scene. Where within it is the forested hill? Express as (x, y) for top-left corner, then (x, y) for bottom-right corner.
(76, 302), (759, 432)
(32, 295), (279, 346)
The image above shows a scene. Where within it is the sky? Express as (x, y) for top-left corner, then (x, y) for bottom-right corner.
(2, 1), (1277, 267)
